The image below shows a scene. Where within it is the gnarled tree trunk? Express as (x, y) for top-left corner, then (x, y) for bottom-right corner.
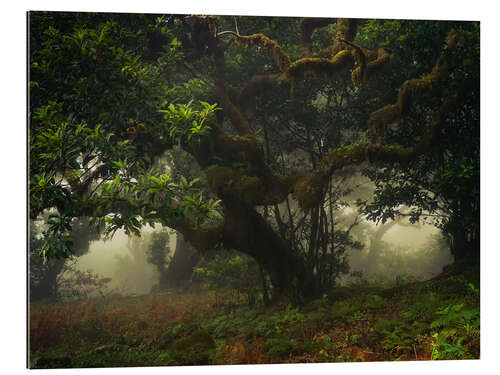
(164, 232), (200, 289)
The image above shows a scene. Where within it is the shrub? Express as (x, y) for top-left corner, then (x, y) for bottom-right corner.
(194, 253), (263, 306)
(168, 329), (216, 365)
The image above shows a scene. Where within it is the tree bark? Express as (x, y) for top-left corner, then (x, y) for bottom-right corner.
(164, 232), (201, 288)
(30, 258), (66, 301)
(221, 198), (315, 303)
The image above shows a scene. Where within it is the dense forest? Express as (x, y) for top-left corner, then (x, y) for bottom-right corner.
(28, 12), (479, 368)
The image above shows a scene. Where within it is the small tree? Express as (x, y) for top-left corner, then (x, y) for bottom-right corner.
(146, 229), (172, 290)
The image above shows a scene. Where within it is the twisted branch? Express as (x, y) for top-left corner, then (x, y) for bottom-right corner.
(300, 17), (336, 58)
(367, 29), (460, 143)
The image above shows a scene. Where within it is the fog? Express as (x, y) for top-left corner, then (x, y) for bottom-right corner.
(75, 227), (177, 296)
(66, 170), (452, 295)
(70, 218), (451, 298)
(385, 223), (439, 249)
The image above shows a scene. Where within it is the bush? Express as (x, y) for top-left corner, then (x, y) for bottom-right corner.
(262, 337), (297, 357)
(194, 253), (263, 306)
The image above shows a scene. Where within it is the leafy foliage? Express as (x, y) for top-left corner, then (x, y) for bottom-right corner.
(194, 253), (263, 306)
(29, 273), (479, 367)
(357, 21), (479, 263)
(29, 12), (221, 259)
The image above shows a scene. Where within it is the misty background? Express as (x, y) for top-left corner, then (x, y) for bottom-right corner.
(72, 215), (450, 297)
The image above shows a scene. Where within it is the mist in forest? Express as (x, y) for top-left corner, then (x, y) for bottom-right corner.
(70, 220), (451, 297)
(64, 171), (454, 296)
(74, 227), (178, 296)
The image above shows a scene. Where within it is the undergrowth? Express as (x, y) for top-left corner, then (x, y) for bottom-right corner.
(29, 274), (479, 368)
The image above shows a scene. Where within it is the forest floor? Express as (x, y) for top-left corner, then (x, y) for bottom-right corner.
(29, 271), (480, 368)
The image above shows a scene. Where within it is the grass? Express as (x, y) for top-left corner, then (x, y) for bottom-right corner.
(29, 274), (479, 368)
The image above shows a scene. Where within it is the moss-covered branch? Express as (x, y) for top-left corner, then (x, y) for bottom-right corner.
(179, 222), (224, 251)
(316, 18), (358, 58)
(294, 79), (466, 210)
(284, 50), (355, 81)
(218, 18), (388, 104)
(186, 17), (465, 213)
(212, 38), (253, 135)
(351, 47), (391, 85)
(367, 30), (460, 142)
(292, 29), (468, 209)
(300, 17), (336, 58)
(235, 33), (292, 73)
(206, 166), (301, 206)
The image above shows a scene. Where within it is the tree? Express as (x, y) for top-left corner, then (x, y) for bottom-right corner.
(29, 216), (99, 301)
(164, 232), (200, 288)
(357, 20), (480, 265)
(146, 229), (172, 290)
(29, 13), (479, 303)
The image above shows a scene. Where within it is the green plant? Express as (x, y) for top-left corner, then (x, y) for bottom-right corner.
(346, 310), (367, 324)
(428, 302), (479, 360)
(430, 303), (479, 331)
(401, 293), (441, 322)
(430, 331), (466, 360)
(364, 294), (385, 309)
(262, 337), (297, 357)
(194, 253), (263, 306)
(168, 329), (216, 365)
(158, 100), (219, 145)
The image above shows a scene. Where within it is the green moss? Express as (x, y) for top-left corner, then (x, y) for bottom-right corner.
(207, 166), (239, 192)
(285, 50), (354, 81)
(206, 166), (267, 204)
(367, 30), (464, 140)
(294, 176), (324, 210)
(234, 176), (266, 203)
(352, 47), (391, 86)
(294, 143), (369, 209)
(187, 224), (223, 251)
(237, 33), (291, 73)
(214, 130), (262, 157)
